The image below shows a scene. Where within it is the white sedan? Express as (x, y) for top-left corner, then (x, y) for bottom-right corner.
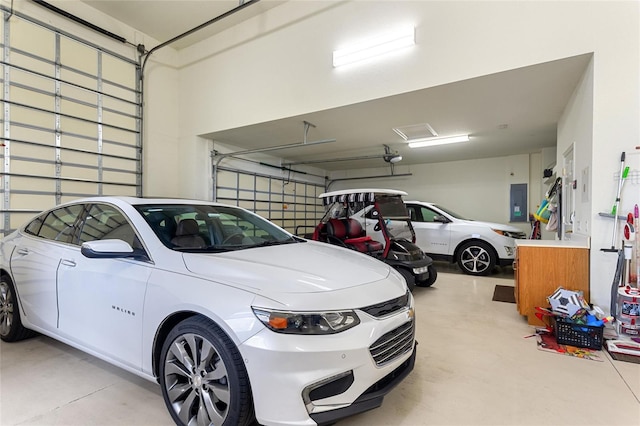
(403, 201), (527, 275)
(0, 197), (416, 426)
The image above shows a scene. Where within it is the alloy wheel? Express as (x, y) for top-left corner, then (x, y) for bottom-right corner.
(0, 281), (14, 337)
(164, 333), (230, 425)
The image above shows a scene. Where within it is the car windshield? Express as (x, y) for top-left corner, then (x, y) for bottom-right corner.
(433, 204), (468, 220)
(135, 204), (299, 252)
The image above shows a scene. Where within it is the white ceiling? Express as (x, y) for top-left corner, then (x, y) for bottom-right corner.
(79, 1), (591, 171)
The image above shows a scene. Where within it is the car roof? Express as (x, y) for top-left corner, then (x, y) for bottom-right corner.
(319, 188), (408, 198)
(54, 196), (232, 208)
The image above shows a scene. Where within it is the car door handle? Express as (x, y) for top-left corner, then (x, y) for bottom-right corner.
(60, 259), (76, 267)
(16, 248), (29, 255)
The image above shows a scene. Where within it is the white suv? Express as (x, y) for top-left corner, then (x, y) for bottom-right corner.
(404, 201), (527, 275)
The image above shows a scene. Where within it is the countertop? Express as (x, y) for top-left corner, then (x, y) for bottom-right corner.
(516, 238), (590, 249)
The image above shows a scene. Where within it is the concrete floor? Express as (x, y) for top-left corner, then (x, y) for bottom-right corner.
(1, 264), (639, 426)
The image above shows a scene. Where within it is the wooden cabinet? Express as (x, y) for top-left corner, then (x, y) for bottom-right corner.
(514, 241), (590, 325)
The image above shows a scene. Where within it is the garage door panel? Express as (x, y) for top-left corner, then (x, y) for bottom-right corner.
(102, 110), (136, 130)
(11, 69), (53, 92)
(101, 127), (137, 146)
(60, 84), (98, 106)
(10, 176), (56, 193)
(60, 98), (98, 122)
(61, 134), (97, 151)
(102, 101), (137, 122)
(10, 142), (54, 161)
(102, 141), (138, 158)
(255, 176), (270, 192)
(9, 193), (55, 211)
(102, 55), (136, 89)
(7, 128), (52, 148)
(10, 159), (54, 177)
(10, 86), (53, 112)
(10, 20), (54, 60)
(9, 53), (54, 78)
(102, 83), (137, 104)
(11, 105), (53, 128)
(60, 165), (98, 182)
(102, 170), (137, 185)
(100, 184), (137, 197)
(60, 37), (97, 75)
(59, 116), (97, 138)
(238, 200), (254, 210)
(102, 156), (136, 171)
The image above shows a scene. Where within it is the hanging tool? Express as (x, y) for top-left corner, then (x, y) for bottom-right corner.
(605, 152), (629, 251)
(628, 212), (638, 284)
(635, 204), (639, 286)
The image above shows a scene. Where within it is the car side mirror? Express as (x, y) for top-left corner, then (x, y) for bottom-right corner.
(81, 239), (146, 260)
(433, 215), (450, 223)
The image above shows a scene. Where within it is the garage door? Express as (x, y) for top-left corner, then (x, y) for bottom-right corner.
(215, 166), (325, 236)
(1, 9), (141, 235)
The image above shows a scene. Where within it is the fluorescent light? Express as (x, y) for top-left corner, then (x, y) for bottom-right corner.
(333, 26), (415, 67)
(408, 135), (469, 148)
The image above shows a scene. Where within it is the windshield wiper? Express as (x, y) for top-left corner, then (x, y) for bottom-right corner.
(246, 237), (304, 248)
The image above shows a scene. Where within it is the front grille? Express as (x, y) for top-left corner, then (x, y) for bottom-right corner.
(369, 320), (415, 366)
(360, 291), (410, 318)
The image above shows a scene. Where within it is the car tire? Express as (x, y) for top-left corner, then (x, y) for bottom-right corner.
(397, 268), (416, 292)
(0, 275), (35, 342)
(159, 316), (254, 426)
(457, 240), (496, 276)
(416, 265), (437, 287)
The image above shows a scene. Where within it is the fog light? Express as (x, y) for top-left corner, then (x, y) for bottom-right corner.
(505, 246), (515, 256)
(302, 371), (354, 413)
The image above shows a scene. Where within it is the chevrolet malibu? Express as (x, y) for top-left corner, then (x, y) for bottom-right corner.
(0, 197), (416, 426)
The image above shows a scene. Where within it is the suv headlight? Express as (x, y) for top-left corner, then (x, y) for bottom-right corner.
(492, 229), (526, 239)
(252, 308), (360, 334)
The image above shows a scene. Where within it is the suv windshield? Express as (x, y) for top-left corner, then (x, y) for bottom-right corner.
(135, 204), (298, 252)
(433, 204), (468, 220)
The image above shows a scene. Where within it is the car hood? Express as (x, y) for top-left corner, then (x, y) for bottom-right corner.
(458, 219), (522, 233)
(181, 241), (391, 294)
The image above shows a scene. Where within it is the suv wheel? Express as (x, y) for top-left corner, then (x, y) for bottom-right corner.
(457, 241), (496, 276)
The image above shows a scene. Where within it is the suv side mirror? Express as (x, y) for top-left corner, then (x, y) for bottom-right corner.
(433, 215), (450, 223)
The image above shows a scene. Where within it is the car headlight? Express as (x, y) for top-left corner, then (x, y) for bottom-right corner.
(252, 308), (360, 334)
(492, 229), (526, 239)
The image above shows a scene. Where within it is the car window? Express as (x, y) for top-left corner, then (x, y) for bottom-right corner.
(419, 207), (441, 223)
(406, 206), (418, 221)
(37, 205), (84, 243)
(79, 204), (140, 248)
(24, 213), (46, 236)
(136, 204), (294, 251)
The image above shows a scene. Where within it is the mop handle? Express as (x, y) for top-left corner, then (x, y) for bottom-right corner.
(611, 152), (627, 249)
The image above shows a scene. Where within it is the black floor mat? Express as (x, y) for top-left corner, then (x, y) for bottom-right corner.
(492, 284), (516, 303)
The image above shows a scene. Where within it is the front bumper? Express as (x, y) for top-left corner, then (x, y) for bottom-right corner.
(310, 342), (417, 425)
(239, 307), (416, 425)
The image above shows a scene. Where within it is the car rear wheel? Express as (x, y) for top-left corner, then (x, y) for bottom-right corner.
(457, 241), (496, 276)
(0, 276), (35, 342)
(159, 316), (254, 426)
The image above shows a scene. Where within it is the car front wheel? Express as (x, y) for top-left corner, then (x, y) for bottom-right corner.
(159, 316), (254, 426)
(416, 265), (437, 287)
(457, 241), (496, 276)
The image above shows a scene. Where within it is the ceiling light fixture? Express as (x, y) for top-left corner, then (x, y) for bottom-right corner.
(408, 134), (470, 148)
(333, 26), (415, 67)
